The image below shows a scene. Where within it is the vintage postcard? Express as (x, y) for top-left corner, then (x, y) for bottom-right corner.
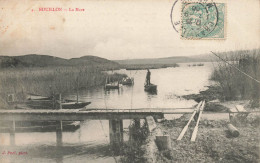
(0, 0), (259, 163)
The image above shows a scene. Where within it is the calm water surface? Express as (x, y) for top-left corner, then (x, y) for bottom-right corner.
(0, 63), (215, 163)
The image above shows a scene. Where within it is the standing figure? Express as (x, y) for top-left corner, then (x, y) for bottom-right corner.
(146, 69), (151, 85)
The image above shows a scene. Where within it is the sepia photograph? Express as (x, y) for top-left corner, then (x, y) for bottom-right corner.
(0, 0), (259, 162)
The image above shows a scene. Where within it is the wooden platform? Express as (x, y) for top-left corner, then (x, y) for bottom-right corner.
(0, 106), (202, 121)
(0, 108), (163, 121)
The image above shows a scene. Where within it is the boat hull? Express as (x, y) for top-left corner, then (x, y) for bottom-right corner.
(62, 102), (91, 109)
(144, 84), (157, 92)
(105, 84), (120, 89)
(0, 121), (80, 132)
(26, 100), (91, 109)
(122, 78), (134, 85)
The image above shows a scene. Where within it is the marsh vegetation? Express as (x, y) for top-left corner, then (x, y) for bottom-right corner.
(211, 49), (260, 107)
(0, 66), (127, 109)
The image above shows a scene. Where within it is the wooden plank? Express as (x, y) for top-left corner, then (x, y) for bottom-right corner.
(229, 107), (238, 113)
(191, 101), (205, 142)
(0, 111), (164, 121)
(235, 105), (247, 112)
(177, 101), (203, 141)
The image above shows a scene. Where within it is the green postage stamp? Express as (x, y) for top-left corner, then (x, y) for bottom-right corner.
(181, 2), (225, 39)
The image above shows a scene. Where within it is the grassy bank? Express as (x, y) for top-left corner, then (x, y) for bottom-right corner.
(0, 66), (127, 109)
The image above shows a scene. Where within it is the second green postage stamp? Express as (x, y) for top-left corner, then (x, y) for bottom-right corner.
(181, 1), (225, 39)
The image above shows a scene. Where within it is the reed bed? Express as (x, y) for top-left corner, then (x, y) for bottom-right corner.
(124, 63), (179, 70)
(0, 66), (126, 109)
(211, 49), (260, 107)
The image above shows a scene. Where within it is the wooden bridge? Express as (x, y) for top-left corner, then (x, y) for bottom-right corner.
(0, 104), (256, 150)
(0, 107), (194, 149)
(0, 108), (197, 121)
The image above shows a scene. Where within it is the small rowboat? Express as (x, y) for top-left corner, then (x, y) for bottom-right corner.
(61, 101), (91, 109)
(26, 100), (91, 109)
(0, 121), (80, 132)
(105, 83), (121, 89)
(104, 76), (121, 89)
(121, 77), (134, 85)
(144, 83), (157, 93)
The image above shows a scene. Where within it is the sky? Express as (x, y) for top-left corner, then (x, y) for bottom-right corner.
(0, 0), (259, 60)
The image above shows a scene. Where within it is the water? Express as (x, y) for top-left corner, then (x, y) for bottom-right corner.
(0, 63), (215, 163)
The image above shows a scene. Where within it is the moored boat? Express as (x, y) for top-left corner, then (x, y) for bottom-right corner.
(121, 77), (134, 85)
(105, 83), (120, 89)
(0, 121), (80, 132)
(26, 99), (91, 109)
(105, 76), (121, 89)
(61, 101), (91, 109)
(144, 83), (157, 92)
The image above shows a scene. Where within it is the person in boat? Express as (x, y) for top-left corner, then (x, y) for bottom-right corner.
(146, 69), (151, 85)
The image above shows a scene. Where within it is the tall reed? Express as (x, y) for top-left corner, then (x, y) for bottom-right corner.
(211, 49), (260, 107)
(0, 66), (126, 109)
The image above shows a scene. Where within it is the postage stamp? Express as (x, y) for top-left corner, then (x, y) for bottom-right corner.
(181, 2), (225, 39)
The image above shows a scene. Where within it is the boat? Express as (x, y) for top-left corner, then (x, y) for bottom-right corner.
(25, 99), (91, 109)
(61, 101), (91, 109)
(121, 77), (134, 85)
(0, 121), (80, 133)
(25, 93), (91, 109)
(144, 83), (157, 93)
(105, 83), (120, 89)
(25, 99), (55, 109)
(104, 76), (121, 89)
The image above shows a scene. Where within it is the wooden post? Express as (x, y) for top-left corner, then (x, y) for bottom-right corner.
(134, 119), (141, 129)
(77, 77), (79, 104)
(59, 94), (62, 110)
(155, 135), (171, 151)
(56, 121), (63, 146)
(227, 123), (239, 137)
(129, 119), (141, 141)
(109, 119), (123, 153)
(10, 121), (15, 146)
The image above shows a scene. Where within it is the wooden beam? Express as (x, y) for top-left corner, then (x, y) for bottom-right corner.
(56, 121), (63, 146)
(177, 101), (203, 141)
(191, 101), (205, 142)
(10, 121), (15, 146)
(235, 105), (247, 112)
(0, 111), (164, 121)
(227, 123), (239, 137)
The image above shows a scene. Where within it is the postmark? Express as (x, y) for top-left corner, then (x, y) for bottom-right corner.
(180, 2), (225, 39)
(170, 0), (181, 33)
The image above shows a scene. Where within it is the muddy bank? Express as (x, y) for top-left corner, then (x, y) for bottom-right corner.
(183, 85), (259, 109)
(182, 85), (223, 103)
